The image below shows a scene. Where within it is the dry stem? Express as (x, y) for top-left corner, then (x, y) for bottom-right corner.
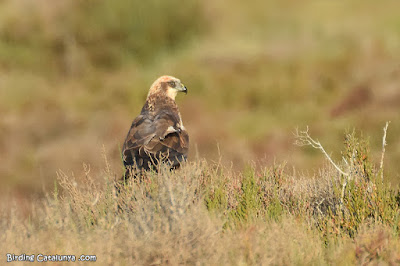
(379, 121), (390, 181)
(294, 127), (349, 177)
(294, 127), (350, 206)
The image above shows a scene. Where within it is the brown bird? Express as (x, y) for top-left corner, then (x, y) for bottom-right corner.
(121, 75), (189, 180)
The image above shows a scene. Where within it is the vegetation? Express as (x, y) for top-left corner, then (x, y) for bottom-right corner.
(2, 0), (400, 194)
(1, 0), (400, 264)
(2, 130), (400, 264)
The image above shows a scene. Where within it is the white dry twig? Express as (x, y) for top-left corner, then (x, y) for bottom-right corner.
(294, 127), (350, 206)
(294, 127), (349, 177)
(379, 121), (390, 181)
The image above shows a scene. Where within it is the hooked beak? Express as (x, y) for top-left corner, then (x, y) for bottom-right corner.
(179, 84), (188, 94)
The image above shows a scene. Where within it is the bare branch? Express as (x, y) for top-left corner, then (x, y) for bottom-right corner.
(294, 126), (351, 207)
(379, 121), (390, 181)
(294, 127), (349, 177)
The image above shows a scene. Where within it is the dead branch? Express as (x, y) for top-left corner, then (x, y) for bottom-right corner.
(379, 121), (390, 181)
(294, 127), (350, 206)
(294, 127), (349, 177)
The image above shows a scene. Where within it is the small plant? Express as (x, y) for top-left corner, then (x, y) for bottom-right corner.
(295, 123), (400, 240)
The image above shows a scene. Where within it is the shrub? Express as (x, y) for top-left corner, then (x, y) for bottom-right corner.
(1, 128), (399, 264)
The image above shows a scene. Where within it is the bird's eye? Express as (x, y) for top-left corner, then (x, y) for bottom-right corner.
(168, 81), (176, 88)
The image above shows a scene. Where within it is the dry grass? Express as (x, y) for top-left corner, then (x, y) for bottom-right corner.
(2, 133), (400, 265)
(1, 0), (400, 264)
(2, 0), (400, 197)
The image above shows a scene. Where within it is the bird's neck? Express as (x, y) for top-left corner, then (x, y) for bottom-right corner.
(143, 94), (179, 114)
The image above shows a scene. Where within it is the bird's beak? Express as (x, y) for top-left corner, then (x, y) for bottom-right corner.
(179, 84), (188, 94)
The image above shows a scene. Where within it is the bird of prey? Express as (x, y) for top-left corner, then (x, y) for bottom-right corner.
(121, 75), (189, 181)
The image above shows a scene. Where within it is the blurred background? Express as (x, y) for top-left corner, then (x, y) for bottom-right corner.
(1, 0), (400, 206)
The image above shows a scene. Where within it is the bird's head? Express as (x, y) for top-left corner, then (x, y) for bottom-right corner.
(148, 75), (187, 100)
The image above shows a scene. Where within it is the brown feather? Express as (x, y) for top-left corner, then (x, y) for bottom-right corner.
(120, 76), (189, 181)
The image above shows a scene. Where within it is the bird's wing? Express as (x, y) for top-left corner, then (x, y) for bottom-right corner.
(122, 109), (188, 163)
(145, 124), (189, 155)
(122, 114), (158, 151)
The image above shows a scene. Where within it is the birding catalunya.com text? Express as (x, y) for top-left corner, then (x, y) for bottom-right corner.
(6, 253), (97, 262)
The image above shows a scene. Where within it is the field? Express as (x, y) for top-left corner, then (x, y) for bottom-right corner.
(1, 0), (400, 264)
